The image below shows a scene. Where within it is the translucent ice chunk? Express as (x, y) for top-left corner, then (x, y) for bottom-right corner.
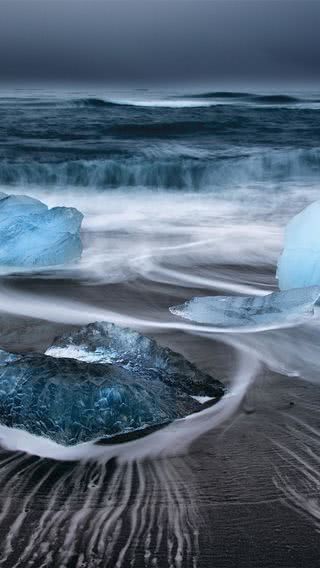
(277, 201), (320, 290)
(0, 323), (224, 445)
(47, 321), (223, 397)
(0, 193), (83, 267)
(170, 286), (320, 329)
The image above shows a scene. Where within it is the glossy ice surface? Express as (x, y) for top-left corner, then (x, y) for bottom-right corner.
(0, 192), (83, 267)
(277, 201), (320, 290)
(0, 323), (224, 445)
(170, 286), (320, 329)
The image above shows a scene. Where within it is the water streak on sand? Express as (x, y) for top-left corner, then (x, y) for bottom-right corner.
(0, 452), (200, 567)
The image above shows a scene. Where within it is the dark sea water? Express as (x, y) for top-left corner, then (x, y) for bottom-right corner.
(1, 88), (320, 191)
(0, 88), (320, 567)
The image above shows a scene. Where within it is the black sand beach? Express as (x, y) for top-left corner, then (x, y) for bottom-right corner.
(0, 272), (319, 567)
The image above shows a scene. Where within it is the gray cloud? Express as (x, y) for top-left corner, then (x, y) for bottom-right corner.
(0, 0), (319, 83)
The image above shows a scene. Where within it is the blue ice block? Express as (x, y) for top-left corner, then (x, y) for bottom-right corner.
(0, 193), (83, 267)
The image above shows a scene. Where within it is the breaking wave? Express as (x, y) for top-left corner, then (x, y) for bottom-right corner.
(1, 148), (320, 190)
(71, 92), (318, 109)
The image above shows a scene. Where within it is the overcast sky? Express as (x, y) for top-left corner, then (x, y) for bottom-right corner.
(0, 0), (319, 85)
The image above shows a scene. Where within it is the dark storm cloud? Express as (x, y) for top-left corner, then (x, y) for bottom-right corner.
(0, 0), (319, 83)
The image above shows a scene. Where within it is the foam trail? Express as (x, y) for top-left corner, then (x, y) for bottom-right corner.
(271, 403), (320, 531)
(0, 455), (201, 567)
(14, 468), (76, 568)
(214, 319), (320, 385)
(0, 462), (56, 566)
(0, 283), (298, 334)
(0, 455), (38, 526)
(61, 463), (123, 567)
(114, 464), (145, 568)
(130, 256), (269, 296)
(85, 463), (122, 560)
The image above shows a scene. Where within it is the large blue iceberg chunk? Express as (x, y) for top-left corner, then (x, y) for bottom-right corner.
(170, 286), (320, 329)
(277, 201), (320, 290)
(0, 323), (224, 445)
(0, 192), (83, 267)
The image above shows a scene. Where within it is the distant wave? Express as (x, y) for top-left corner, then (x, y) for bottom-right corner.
(67, 93), (320, 112)
(72, 97), (128, 108)
(249, 94), (301, 104)
(181, 92), (304, 104)
(1, 148), (319, 190)
(4, 93), (314, 112)
(179, 91), (252, 99)
(3, 92), (319, 112)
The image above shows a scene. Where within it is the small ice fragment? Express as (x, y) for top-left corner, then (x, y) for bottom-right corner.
(170, 286), (320, 329)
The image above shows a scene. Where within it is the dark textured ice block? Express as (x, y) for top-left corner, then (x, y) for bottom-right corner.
(0, 323), (224, 445)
